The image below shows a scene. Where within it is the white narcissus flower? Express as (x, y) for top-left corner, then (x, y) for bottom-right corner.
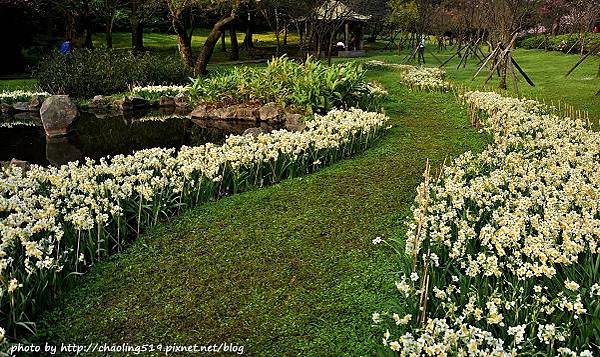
(565, 280), (580, 291)
(7, 279), (21, 293)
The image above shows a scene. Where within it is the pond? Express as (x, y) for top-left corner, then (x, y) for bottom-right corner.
(0, 108), (280, 166)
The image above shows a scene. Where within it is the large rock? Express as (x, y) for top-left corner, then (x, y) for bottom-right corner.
(259, 102), (284, 123)
(174, 93), (189, 108)
(121, 96), (148, 111)
(40, 95), (79, 138)
(284, 113), (306, 132)
(211, 106), (237, 120)
(191, 104), (260, 122)
(13, 102), (31, 112)
(233, 105), (258, 121)
(190, 104), (209, 119)
(159, 96), (176, 107)
(91, 95), (113, 109)
(28, 95), (46, 110)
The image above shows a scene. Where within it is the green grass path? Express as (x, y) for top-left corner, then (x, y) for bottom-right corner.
(37, 69), (487, 355)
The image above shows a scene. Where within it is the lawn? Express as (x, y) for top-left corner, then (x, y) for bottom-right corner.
(0, 79), (38, 92)
(367, 46), (600, 121)
(35, 64), (488, 355)
(91, 29), (301, 64)
(93, 29), (300, 52)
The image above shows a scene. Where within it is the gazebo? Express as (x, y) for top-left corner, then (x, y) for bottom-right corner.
(303, 0), (372, 57)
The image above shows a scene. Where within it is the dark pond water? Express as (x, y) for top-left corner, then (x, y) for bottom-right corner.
(0, 108), (278, 166)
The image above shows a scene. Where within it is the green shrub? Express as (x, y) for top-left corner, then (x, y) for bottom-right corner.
(33, 49), (192, 98)
(518, 33), (600, 54)
(189, 56), (385, 115)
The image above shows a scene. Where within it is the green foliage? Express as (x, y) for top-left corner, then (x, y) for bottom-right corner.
(33, 49), (192, 98)
(518, 33), (600, 54)
(386, 0), (418, 31)
(189, 56), (384, 114)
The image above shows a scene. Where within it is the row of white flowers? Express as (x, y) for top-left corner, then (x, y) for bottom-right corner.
(376, 68), (597, 355)
(365, 60), (450, 92)
(0, 90), (49, 105)
(130, 85), (190, 101)
(0, 108), (389, 342)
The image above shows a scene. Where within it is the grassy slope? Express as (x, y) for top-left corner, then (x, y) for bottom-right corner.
(0, 79), (38, 92)
(36, 68), (487, 355)
(368, 47), (600, 120)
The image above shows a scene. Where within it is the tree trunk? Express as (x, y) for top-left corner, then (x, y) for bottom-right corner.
(65, 10), (77, 42)
(173, 15), (194, 66)
(243, 12), (254, 48)
(283, 23), (288, 46)
(131, 0), (144, 51)
(195, 13), (237, 75)
(82, 0), (94, 49)
(106, 15), (114, 49)
(221, 30), (227, 52)
(274, 7), (280, 55)
(327, 29), (336, 65)
(499, 55), (508, 90)
(229, 25), (239, 60)
(551, 17), (560, 36)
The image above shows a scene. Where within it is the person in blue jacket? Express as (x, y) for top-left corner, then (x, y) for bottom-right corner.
(59, 38), (72, 54)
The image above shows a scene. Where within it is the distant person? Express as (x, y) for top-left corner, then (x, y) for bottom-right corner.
(418, 36), (426, 64)
(59, 39), (72, 54)
(594, 24), (599, 33)
(336, 41), (346, 51)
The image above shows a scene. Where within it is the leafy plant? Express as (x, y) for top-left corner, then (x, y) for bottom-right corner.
(189, 56), (385, 115)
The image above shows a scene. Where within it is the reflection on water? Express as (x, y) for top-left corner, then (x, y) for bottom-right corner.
(0, 108), (279, 166)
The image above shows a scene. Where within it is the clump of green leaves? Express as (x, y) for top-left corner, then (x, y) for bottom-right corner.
(189, 56), (384, 115)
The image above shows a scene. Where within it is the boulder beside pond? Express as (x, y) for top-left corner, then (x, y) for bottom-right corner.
(174, 94), (190, 108)
(258, 102), (284, 123)
(190, 102), (302, 129)
(159, 96), (175, 107)
(120, 96), (149, 111)
(28, 95), (46, 110)
(91, 95), (116, 109)
(13, 102), (31, 112)
(191, 104), (259, 122)
(40, 95), (79, 138)
(284, 114), (306, 132)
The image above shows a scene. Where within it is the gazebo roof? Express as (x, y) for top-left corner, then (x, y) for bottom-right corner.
(311, 0), (372, 22)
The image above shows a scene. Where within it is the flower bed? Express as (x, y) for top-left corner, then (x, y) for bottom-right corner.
(0, 108), (389, 342)
(365, 60), (450, 92)
(375, 66), (598, 355)
(130, 85), (190, 102)
(0, 91), (49, 105)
